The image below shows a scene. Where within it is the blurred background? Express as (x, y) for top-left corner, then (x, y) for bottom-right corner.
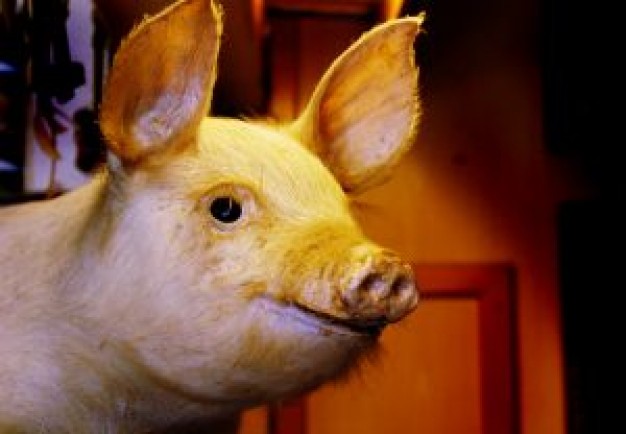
(1, 0), (623, 433)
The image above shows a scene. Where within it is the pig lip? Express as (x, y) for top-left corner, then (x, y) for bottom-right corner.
(291, 303), (387, 337)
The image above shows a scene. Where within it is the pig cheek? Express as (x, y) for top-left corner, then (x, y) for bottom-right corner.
(154, 221), (372, 397)
(224, 312), (374, 400)
(202, 219), (272, 272)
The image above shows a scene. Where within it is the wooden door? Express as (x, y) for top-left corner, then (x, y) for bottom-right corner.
(265, 263), (519, 434)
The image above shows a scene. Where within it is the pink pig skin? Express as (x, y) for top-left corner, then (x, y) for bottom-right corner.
(0, 1), (423, 432)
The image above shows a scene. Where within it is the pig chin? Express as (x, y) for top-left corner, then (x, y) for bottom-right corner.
(224, 298), (380, 401)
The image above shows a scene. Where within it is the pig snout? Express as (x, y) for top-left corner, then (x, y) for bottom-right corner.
(339, 247), (418, 326)
(284, 239), (418, 336)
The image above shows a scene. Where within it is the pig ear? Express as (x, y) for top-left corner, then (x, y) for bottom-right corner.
(99, 0), (222, 164)
(292, 15), (424, 193)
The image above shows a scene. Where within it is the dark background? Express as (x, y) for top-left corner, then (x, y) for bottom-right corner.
(542, 1), (624, 433)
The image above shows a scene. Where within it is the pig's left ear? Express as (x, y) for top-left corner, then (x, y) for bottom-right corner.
(99, 0), (221, 165)
(292, 15), (424, 193)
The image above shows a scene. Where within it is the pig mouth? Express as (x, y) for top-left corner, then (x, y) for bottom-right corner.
(294, 304), (387, 337)
(263, 299), (386, 337)
(260, 297), (386, 337)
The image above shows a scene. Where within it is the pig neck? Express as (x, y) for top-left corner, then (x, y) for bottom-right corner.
(1, 175), (118, 427)
(0, 173), (234, 432)
(0, 174), (103, 428)
(0, 172), (111, 301)
(0, 173), (97, 298)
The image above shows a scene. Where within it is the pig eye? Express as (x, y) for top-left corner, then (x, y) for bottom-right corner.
(209, 196), (242, 224)
(202, 185), (256, 231)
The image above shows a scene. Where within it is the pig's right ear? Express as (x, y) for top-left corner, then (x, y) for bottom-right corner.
(291, 16), (424, 193)
(99, 0), (221, 165)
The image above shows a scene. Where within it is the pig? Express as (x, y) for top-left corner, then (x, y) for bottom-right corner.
(0, 0), (423, 432)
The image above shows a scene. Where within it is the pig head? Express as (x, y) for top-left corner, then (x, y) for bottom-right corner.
(0, 0), (423, 431)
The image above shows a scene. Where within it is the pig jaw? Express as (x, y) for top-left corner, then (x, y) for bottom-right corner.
(214, 231), (419, 403)
(76, 198), (415, 415)
(212, 248), (417, 405)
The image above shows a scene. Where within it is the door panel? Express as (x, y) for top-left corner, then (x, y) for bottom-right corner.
(307, 298), (482, 434)
(240, 407), (268, 434)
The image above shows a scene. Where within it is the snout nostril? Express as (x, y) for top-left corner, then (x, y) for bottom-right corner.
(390, 271), (419, 319)
(359, 273), (389, 299)
(391, 275), (413, 297)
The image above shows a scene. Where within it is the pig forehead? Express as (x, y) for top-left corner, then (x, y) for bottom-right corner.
(194, 118), (347, 210)
(196, 118), (335, 182)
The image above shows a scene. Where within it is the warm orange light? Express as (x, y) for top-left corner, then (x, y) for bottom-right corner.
(251, 0), (265, 40)
(384, 0), (404, 20)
